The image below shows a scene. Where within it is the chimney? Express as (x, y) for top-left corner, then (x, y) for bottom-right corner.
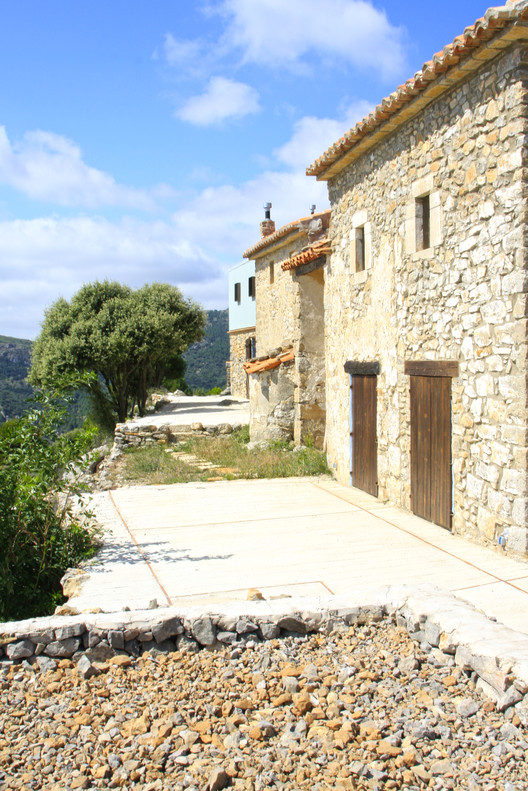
(260, 202), (275, 238)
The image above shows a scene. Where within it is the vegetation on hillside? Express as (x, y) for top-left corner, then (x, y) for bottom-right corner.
(0, 379), (99, 622)
(184, 309), (229, 392)
(30, 281), (206, 427)
(1, 309), (230, 424)
(0, 335), (33, 422)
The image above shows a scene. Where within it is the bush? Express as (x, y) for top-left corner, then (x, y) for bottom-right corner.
(0, 382), (99, 621)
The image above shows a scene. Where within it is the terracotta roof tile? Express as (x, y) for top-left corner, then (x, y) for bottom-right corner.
(307, 1), (528, 180)
(243, 209), (331, 260)
(281, 238), (332, 271)
(243, 349), (294, 375)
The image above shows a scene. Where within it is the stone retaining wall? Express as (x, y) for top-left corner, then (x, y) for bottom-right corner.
(2, 586), (528, 721)
(113, 421), (236, 450)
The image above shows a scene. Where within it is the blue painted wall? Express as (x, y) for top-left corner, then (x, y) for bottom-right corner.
(228, 260), (256, 331)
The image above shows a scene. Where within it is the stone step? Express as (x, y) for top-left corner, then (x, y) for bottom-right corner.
(164, 448), (241, 476)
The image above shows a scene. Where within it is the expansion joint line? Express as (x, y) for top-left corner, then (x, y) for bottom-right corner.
(312, 482), (528, 598)
(108, 490), (171, 606)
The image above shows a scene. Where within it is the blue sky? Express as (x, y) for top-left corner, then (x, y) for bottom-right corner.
(1, 0), (489, 338)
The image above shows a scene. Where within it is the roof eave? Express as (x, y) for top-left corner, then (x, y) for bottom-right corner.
(308, 16), (528, 182)
(243, 209), (331, 259)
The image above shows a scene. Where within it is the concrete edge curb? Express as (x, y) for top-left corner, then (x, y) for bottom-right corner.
(2, 583), (528, 722)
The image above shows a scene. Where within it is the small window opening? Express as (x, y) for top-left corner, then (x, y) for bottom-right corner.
(245, 336), (256, 360)
(415, 195), (431, 251)
(234, 282), (241, 303)
(355, 227), (365, 272)
(269, 261), (275, 284)
(248, 276), (255, 298)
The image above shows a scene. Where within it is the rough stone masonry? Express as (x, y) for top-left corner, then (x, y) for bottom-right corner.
(3, 586), (528, 790)
(320, 32), (528, 552)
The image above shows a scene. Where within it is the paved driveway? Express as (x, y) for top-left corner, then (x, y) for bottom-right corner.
(73, 477), (528, 635)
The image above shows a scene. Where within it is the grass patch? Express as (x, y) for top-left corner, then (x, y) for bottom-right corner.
(185, 430), (330, 479)
(117, 444), (210, 486)
(116, 427), (330, 486)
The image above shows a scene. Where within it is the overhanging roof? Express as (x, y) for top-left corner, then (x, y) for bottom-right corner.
(243, 210), (331, 260)
(307, 1), (528, 181)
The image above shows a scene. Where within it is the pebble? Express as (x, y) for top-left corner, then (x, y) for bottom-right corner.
(1, 617), (527, 790)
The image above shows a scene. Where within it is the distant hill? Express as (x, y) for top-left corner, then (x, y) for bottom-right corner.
(0, 310), (230, 421)
(184, 309), (229, 391)
(0, 335), (33, 421)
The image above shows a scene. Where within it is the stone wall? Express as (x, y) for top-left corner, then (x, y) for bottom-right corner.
(228, 328), (254, 399)
(324, 45), (528, 553)
(4, 585), (528, 717)
(250, 229), (327, 446)
(294, 267), (326, 448)
(248, 358), (295, 443)
(255, 243), (299, 354)
(114, 421), (235, 449)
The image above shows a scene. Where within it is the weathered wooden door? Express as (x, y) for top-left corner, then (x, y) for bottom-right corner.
(408, 367), (454, 530)
(350, 373), (378, 497)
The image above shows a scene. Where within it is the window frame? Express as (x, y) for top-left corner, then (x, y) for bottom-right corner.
(245, 336), (256, 360)
(405, 175), (442, 257)
(415, 194), (431, 252)
(355, 226), (366, 272)
(350, 211), (371, 279)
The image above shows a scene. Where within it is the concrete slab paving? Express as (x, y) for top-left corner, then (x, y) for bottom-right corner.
(74, 476), (528, 635)
(125, 393), (249, 430)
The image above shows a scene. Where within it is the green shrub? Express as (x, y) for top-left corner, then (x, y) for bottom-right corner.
(232, 425), (250, 444)
(0, 382), (99, 622)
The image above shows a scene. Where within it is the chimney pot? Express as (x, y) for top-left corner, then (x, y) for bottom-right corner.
(260, 219), (276, 237)
(260, 202), (275, 237)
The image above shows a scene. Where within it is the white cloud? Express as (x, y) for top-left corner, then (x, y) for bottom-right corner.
(0, 127), (157, 210)
(0, 168), (328, 338)
(0, 216), (214, 281)
(162, 33), (205, 67)
(159, 34), (212, 80)
(221, 0), (406, 79)
(0, 215), (223, 339)
(274, 101), (375, 171)
(0, 103), (362, 339)
(176, 76), (261, 125)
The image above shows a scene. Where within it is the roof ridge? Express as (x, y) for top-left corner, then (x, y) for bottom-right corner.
(243, 209), (331, 259)
(307, 1), (528, 179)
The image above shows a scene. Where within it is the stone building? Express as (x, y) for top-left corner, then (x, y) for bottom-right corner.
(307, 0), (528, 553)
(227, 259), (256, 398)
(243, 208), (331, 446)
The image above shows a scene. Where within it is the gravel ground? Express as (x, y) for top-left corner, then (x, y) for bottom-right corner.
(1, 617), (526, 791)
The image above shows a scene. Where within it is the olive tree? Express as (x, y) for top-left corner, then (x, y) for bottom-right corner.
(30, 281), (206, 424)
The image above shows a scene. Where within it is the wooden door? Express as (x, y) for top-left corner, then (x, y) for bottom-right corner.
(409, 374), (452, 529)
(351, 374), (378, 497)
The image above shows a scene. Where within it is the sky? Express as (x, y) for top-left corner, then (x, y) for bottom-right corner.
(0, 0), (490, 339)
